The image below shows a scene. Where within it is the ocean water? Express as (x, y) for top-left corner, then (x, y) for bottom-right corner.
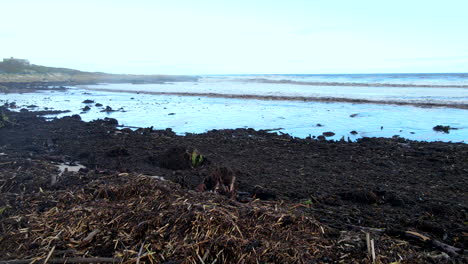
(2, 73), (467, 143)
(79, 74), (468, 106)
(218, 73), (468, 86)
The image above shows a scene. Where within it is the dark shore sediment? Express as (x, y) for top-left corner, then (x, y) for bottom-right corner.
(0, 82), (71, 93)
(0, 107), (466, 263)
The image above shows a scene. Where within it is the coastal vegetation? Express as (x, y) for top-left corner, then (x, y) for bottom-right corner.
(0, 58), (198, 84)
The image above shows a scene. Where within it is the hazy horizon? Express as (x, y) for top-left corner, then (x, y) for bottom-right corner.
(1, 0), (468, 75)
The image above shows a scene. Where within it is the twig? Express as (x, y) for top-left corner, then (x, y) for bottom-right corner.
(0, 257), (122, 264)
(366, 233), (371, 258)
(43, 246), (55, 264)
(136, 242), (145, 264)
(80, 229), (100, 247)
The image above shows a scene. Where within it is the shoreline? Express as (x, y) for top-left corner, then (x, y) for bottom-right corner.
(83, 87), (468, 109)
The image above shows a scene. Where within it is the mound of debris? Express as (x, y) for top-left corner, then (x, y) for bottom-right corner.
(0, 158), (465, 263)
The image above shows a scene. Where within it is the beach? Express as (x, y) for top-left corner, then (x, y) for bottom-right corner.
(2, 74), (468, 142)
(1, 75), (467, 262)
(1, 89), (468, 262)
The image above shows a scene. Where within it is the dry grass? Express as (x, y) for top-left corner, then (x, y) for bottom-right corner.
(0, 162), (463, 263)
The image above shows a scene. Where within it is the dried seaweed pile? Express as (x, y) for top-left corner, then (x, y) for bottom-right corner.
(1, 167), (337, 263)
(0, 158), (465, 263)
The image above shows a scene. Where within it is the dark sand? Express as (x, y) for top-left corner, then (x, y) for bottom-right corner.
(0, 106), (466, 262)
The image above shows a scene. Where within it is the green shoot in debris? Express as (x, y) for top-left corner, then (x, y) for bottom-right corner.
(0, 112), (9, 128)
(191, 150), (204, 168)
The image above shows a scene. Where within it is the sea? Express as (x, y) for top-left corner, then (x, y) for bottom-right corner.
(2, 73), (468, 143)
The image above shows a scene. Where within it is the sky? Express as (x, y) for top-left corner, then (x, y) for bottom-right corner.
(1, 0), (468, 74)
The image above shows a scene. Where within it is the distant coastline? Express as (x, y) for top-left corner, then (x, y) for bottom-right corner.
(0, 58), (198, 85)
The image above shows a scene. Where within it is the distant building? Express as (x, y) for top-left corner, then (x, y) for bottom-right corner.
(2, 57), (30, 65)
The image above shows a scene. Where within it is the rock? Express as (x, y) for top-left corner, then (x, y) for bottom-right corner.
(103, 117), (118, 125)
(433, 125), (452, 133)
(350, 113), (358, 118)
(322, 132), (335, 137)
(82, 106), (91, 111)
(82, 99), (94, 104)
(350, 130), (358, 135)
(70, 115), (81, 120)
(101, 106), (114, 112)
(95, 103), (103, 107)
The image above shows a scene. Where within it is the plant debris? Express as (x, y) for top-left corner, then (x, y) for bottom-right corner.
(0, 107), (466, 263)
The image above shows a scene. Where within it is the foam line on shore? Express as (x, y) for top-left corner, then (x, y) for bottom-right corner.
(242, 78), (468, 88)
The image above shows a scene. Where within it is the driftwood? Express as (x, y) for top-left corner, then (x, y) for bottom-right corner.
(431, 239), (463, 257)
(396, 230), (463, 257)
(80, 229), (100, 247)
(350, 225), (464, 257)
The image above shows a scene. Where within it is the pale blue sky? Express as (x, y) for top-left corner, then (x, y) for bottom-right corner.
(1, 0), (467, 74)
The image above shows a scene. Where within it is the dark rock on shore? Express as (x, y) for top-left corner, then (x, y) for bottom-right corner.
(0, 82), (70, 93)
(433, 125), (455, 133)
(322, 131), (335, 137)
(101, 106), (114, 112)
(92, 117), (118, 126)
